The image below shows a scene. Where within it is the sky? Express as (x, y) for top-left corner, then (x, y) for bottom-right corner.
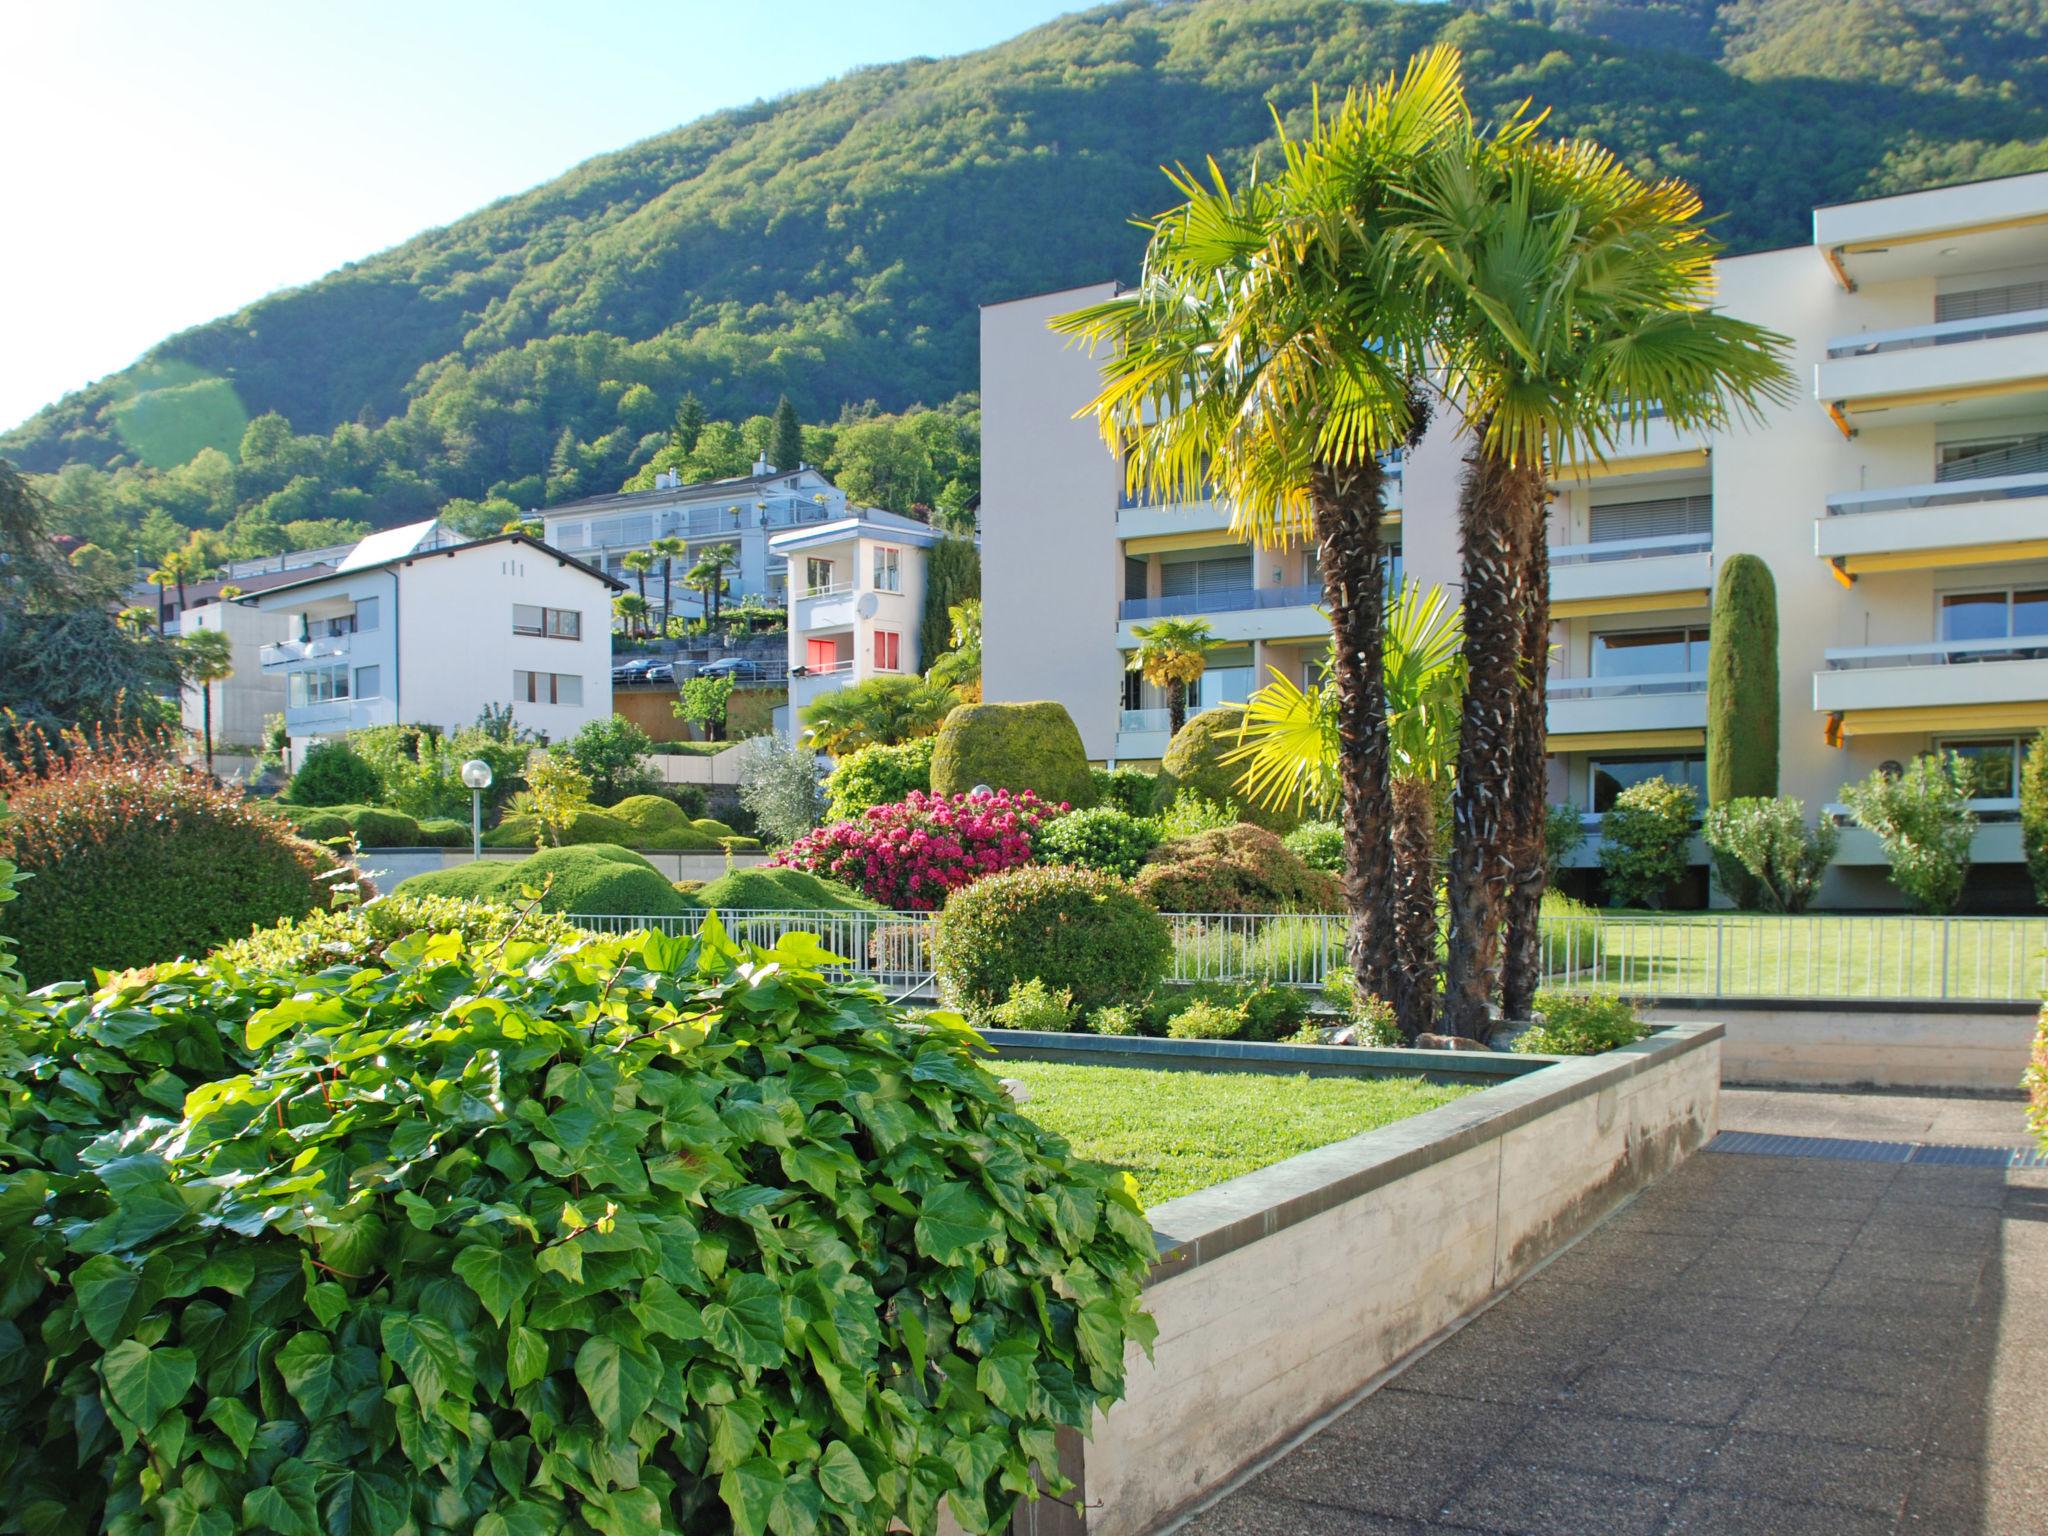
(0, 1), (1085, 429)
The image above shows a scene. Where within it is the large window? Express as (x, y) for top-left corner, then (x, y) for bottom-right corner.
(873, 629), (901, 672)
(1159, 552), (1253, 601)
(1937, 431), (2048, 483)
(1940, 587), (2048, 642)
(287, 665), (349, 708)
(512, 670), (583, 706)
(1941, 737), (2026, 801)
(1587, 492), (1712, 544)
(1590, 626), (1708, 678)
(513, 604), (582, 639)
(872, 547), (901, 593)
(805, 557), (836, 594)
(1589, 754), (1705, 814)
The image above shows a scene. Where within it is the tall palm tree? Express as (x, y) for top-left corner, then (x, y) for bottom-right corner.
(1053, 52), (1465, 999)
(621, 549), (655, 621)
(651, 536), (689, 628)
(1225, 581), (1464, 1035)
(145, 569), (174, 635)
(691, 542), (738, 625)
(1404, 120), (1793, 1033)
(178, 627), (235, 778)
(1126, 617), (1216, 737)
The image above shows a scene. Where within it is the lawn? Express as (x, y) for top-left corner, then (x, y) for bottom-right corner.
(1000, 1061), (1481, 1206)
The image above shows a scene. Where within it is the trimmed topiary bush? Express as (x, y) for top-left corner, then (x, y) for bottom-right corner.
(1157, 706), (1297, 832)
(398, 843), (696, 915)
(270, 803), (351, 843)
(1134, 824), (1342, 913)
(826, 735), (939, 821)
(0, 733), (347, 988)
(483, 805), (641, 848)
(347, 805), (420, 847)
(414, 815), (469, 847)
(284, 738), (381, 806)
(929, 701), (1096, 808)
(934, 864), (1172, 1017)
(1034, 805), (1161, 878)
(694, 867), (882, 911)
(1706, 553), (1779, 807)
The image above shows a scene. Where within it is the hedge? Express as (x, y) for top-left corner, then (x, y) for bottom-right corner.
(929, 701), (1096, 808)
(934, 864), (1171, 1016)
(397, 843), (696, 915)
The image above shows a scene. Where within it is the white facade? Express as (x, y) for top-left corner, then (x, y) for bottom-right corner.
(177, 600), (288, 750)
(542, 462), (850, 622)
(980, 170), (2048, 904)
(769, 512), (944, 743)
(245, 523), (621, 756)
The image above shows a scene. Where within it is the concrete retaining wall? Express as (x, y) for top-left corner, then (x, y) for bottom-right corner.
(981, 1021), (1723, 1535)
(1644, 998), (2036, 1093)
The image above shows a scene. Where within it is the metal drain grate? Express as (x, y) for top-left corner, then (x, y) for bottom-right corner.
(1709, 1130), (2048, 1169)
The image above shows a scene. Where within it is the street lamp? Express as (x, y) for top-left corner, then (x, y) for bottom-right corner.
(460, 759), (494, 859)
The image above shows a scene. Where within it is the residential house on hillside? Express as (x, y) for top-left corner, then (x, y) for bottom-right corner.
(241, 519), (620, 765)
(979, 168), (2048, 908)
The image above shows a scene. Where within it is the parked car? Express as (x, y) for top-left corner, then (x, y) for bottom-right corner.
(698, 656), (767, 682)
(611, 656), (673, 686)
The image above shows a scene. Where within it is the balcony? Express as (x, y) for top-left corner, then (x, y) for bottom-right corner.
(259, 634), (352, 670)
(790, 661), (855, 719)
(282, 698), (386, 736)
(1117, 460), (1403, 542)
(1552, 412), (1708, 481)
(1816, 472), (2048, 574)
(1115, 581), (1327, 645)
(796, 583), (859, 631)
(1815, 308), (2048, 429)
(1546, 673), (1707, 751)
(1550, 533), (1713, 618)
(1814, 636), (2048, 735)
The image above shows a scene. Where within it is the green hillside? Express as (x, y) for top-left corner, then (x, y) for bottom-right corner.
(9, 0), (2047, 558)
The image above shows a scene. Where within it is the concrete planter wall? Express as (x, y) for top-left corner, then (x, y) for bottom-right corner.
(1644, 997), (2036, 1092)
(974, 1021), (1723, 1536)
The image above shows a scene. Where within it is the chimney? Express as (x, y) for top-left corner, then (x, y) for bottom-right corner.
(753, 453), (773, 476)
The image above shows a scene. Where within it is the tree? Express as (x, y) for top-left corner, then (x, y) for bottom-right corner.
(920, 536), (980, 663)
(67, 542), (129, 598)
(554, 715), (655, 804)
(178, 627), (236, 776)
(2024, 731), (2048, 908)
(736, 733), (825, 845)
(621, 548), (654, 617)
(1406, 91), (1793, 1031)
(687, 543), (737, 625)
(934, 478), (976, 534)
(675, 674), (737, 740)
(802, 674), (959, 756)
(612, 592), (650, 638)
(525, 751), (594, 848)
(1054, 55), (1459, 1009)
(651, 535), (690, 626)
(1124, 618), (1217, 738)
(925, 599), (982, 703)
(672, 391), (706, 455)
(1707, 553), (1780, 804)
(1842, 755), (1977, 914)
(770, 394), (804, 473)
(145, 569), (174, 634)
(156, 545), (204, 616)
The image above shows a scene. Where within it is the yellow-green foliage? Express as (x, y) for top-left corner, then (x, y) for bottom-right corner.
(1158, 706), (1298, 832)
(694, 867), (881, 912)
(485, 794), (724, 852)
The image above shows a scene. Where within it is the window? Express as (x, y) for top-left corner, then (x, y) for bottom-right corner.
(512, 670), (583, 706)
(1589, 755), (1705, 814)
(312, 613), (355, 639)
(1159, 552), (1253, 600)
(1936, 279), (2048, 323)
(513, 604), (582, 639)
(353, 596), (379, 633)
(1938, 432), (2048, 483)
(806, 558), (836, 594)
(353, 665), (381, 699)
(874, 630), (901, 671)
(1587, 493), (1712, 543)
(873, 547), (901, 592)
(1125, 556), (1148, 601)
(287, 665), (349, 708)
(1941, 737), (2025, 801)
(1591, 627), (1708, 677)
(1941, 587), (2048, 642)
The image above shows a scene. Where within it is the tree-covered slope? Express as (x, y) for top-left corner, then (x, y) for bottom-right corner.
(8, 0), (2047, 540)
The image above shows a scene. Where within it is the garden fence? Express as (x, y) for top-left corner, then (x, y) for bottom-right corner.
(568, 907), (2048, 1005)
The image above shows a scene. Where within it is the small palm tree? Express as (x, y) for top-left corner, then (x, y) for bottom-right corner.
(613, 592), (651, 639)
(1125, 617), (1216, 738)
(116, 605), (157, 640)
(621, 549), (655, 619)
(687, 543), (738, 626)
(651, 536), (689, 627)
(178, 627), (236, 777)
(801, 675), (959, 757)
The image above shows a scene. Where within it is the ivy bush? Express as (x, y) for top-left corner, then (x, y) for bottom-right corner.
(0, 916), (1157, 1535)
(1515, 992), (1650, 1056)
(1597, 777), (1697, 909)
(934, 865), (1171, 1017)
(1701, 796), (1838, 913)
(1841, 754), (1978, 914)
(1033, 806), (1160, 879)
(825, 736), (938, 823)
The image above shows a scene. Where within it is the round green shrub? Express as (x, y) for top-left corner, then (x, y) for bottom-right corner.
(695, 867), (881, 911)
(0, 742), (347, 988)
(610, 792), (689, 830)
(929, 701), (1097, 808)
(0, 919), (1157, 1535)
(1166, 997), (1247, 1040)
(1281, 820), (1344, 873)
(1035, 805), (1161, 879)
(1157, 706), (1297, 831)
(347, 805), (421, 846)
(277, 806), (351, 843)
(1134, 824), (1342, 913)
(398, 843), (695, 915)
(691, 817), (738, 838)
(284, 739), (381, 806)
(934, 864), (1172, 1016)
(826, 735), (939, 821)
(483, 806), (643, 848)
(413, 815), (470, 847)
(1515, 992), (1651, 1055)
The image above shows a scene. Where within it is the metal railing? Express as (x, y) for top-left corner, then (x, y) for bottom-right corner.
(1550, 671), (1707, 700)
(562, 907), (2048, 1004)
(1824, 634), (2048, 670)
(1550, 531), (1711, 566)
(1826, 470), (2048, 518)
(1119, 582), (1323, 622)
(1825, 305), (2048, 358)
(259, 635), (353, 668)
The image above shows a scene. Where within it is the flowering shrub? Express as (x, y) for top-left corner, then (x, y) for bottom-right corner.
(776, 788), (1057, 909)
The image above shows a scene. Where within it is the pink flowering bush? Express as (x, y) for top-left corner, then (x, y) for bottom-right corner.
(773, 788), (1061, 909)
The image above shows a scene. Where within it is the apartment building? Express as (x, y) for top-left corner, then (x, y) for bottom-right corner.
(241, 520), (620, 762)
(541, 459), (850, 622)
(769, 510), (945, 741)
(981, 169), (2048, 906)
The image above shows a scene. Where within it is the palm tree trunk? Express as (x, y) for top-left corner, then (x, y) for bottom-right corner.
(1308, 456), (1398, 1011)
(1168, 680), (1186, 738)
(1389, 775), (1439, 1038)
(1443, 437), (1549, 1038)
(1501, 498), (1553, 1022)
(203, 685), (216, 777)
(662, 562), (673, 633)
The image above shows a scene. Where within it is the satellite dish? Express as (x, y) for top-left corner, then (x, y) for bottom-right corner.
(855, 592), (879, 619)
(1879, 759), (1904, 779)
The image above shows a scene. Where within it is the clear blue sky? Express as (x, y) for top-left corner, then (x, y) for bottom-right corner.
(0, 1), (1086, 429)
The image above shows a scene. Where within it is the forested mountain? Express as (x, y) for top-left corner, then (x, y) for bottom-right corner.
(9, 0), (2047, 560)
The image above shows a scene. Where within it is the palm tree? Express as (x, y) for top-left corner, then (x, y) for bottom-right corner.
(1126, 617), (1216, 737)
(116, 605), (157, 640)
(687, 542), (738, 625)
(651, 536), (689, 628)
(145, 569), (174, 635)
(178, 627), (236, 777)
(1403, 118), (1793, 1033)
(1225, 581), (1464, 1035)
(1052, 51), (1463, 1000)
(613, 592), (651, 640)
(621, 549), (655, 622)
(801, 674), (959, 757)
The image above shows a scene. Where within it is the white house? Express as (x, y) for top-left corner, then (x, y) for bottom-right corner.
(243, 519), (622, 761)
(542, 458), (850, 622)
(769, 511), (945, 741)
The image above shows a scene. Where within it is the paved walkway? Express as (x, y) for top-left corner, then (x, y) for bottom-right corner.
(1177, 1090), (2048, 1535)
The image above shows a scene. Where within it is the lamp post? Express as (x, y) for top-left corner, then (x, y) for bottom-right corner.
(460, 759), (494, 859)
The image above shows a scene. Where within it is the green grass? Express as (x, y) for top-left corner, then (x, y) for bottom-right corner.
(650, 740), (732, 756)
(1000, 1062), (1480, 1206)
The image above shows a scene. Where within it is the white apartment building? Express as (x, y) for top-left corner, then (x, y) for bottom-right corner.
(769, 511), (945, 742)
(981, 170), (2048, 906)
(242, 520), (621, 761)
(541, 459), (851, 621)
(177, 600), (288, 752)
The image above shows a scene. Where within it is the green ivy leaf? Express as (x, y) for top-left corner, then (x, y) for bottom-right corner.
(378, 1314), (464, 1411)
(72, 1253), (143, 1348)
(719, 1458), (784, 1536)
(274, 1331), (343, 1422)
(914, 1182), (1000, 1264)
(204, 1395), (259, 1458)
(817, 1440), (875, 1507)
(506, 1326), (550, 1391)
(242, 1460), (321, 1536)
(701, 1274), (786, 1371)
(633, 1277), (704, 1342)
(574, 1335), (658, 1441)
(452, 1244), (535, 1326)
(101, 1339), (196, 1427)
(1075, 1298), (1129, 1383)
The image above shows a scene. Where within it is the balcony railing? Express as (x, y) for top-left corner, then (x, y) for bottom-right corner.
(259, 635), (352, 668)
(1824, 635), (2048, 670)
(1119, 708), (1173, 735)
(1824, 471), (2048, 518)
(799, 582), (854, 601)
(1549, 671), (1707, 700)
(1550, 531), (1711, 566)
(1119, 582), (1323, 623)
(1824, 305), (2048, 359)
(794, 658), (856, 677)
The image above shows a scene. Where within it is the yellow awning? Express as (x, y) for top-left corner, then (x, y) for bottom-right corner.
(1840, 375), (2048, 416)
(1121, 529), (1248, 556)
(1550, 589), (1711, 620)
(1552, 448), (1710, 481)
(1841, 538), (2048, 575)
(1546, 728), (1706, 754)
(1835, 703), (2048, 737)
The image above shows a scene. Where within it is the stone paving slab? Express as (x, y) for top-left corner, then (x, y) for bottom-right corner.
(1172, 1093), (2048, 1536)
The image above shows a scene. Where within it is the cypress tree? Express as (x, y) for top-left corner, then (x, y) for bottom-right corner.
(769, 395), (804, 473)
(1706, 552), (1779, 804)
(920, 536), (981, 664)
(672, 392), (704, 455)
